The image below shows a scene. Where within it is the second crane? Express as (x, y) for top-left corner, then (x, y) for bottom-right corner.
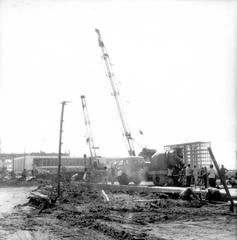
(95, 28), (136, 157)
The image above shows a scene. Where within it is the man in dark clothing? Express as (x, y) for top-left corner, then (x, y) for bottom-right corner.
(200, 167), (208, 189)
(21, 169), (27, 179)
(205, 188), (222, 202)
(219, 165), (227, 183)
(179, 187), (200, 201)
(172, 165), (180, 186)
(10, 171), (16, 179)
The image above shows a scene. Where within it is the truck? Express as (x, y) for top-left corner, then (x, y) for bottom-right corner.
(147, 148), (184, 186)
(109, 148), (184, 186)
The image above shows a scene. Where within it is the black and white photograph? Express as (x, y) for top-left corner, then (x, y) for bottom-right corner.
(0, 0), (236, 239)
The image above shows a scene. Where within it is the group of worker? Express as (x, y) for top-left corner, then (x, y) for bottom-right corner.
(182, 164), (228, 188)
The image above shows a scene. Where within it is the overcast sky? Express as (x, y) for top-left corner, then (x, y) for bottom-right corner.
(0, 0), (236, 169)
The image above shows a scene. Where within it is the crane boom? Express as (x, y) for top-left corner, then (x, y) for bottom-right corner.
(95, 28), (136, 156)
(81, 95), (97, 159)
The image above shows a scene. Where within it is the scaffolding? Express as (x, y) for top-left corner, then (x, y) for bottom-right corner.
(164, 141), (212, 167)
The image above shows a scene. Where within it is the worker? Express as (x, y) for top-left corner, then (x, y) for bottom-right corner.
(200, 167), (208, 189)
(10, 170), (16, 179)
(208, 164), (216, 188)
(179, 187), (200, 201)
(185, 164), (193, 187)
(219, 164), (227, 183)
(172, 164), (180, 186)
(193, 165), (199, 188)
(31, 168), (38, 177)
(205, 187), (222, 202)
(179, 166), (186, 186)
(21, 169), (27, 179)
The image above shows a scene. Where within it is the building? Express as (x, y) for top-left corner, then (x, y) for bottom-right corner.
(13, 155), (86, 174)
(164, 141), (212, 168)
(0, 152), (70, 172)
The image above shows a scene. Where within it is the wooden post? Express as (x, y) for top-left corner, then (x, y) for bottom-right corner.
(208, 147), (235, 212)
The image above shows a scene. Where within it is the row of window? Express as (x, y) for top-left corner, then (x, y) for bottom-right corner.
(33, 158), (85, 166)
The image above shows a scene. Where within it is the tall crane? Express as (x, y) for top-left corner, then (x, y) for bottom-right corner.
(81, 95), (97, 160)
(95, 28), (136, 156)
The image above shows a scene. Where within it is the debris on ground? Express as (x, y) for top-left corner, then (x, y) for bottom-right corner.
(11, 182), (234, 240)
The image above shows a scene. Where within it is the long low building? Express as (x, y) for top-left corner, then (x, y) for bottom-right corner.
(13, 155), (86, 174)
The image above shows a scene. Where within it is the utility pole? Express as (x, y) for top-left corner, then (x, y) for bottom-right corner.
(95, 28), (136, 156)
(57, 101), (70, 199)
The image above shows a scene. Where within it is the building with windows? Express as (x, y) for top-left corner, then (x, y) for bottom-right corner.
(13, 154), (85, 174)
(164, 141), (212, 168)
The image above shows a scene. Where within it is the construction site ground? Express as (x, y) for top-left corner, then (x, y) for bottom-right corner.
(0, 184), (236, 240)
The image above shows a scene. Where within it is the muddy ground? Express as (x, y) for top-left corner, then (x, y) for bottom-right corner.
(0, 184), (236, 240)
